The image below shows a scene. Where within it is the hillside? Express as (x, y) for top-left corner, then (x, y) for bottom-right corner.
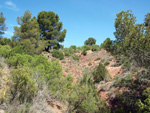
(1, 9), (150, 113)
(0, 49), (123, 113)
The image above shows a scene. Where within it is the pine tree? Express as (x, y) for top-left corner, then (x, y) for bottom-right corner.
(114, 10), (136, 42)
(0, 12), (8, 37)
(84, 37), (96, 45)
(37, 11), (67, 50)
(13, 10), (45, 54)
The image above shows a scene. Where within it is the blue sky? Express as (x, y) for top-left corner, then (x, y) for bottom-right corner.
(1, 0), (150, 47)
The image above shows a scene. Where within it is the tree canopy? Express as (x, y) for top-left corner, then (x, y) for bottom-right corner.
(0, 12), (7, 37)
(37, 11), (67, 50)
(13, 10), (46, 54)
(114, 10), (136, 42)
(84, 37), (96, 45)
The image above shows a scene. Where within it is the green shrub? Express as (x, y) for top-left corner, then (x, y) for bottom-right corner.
(64, 48), (71, 56)
(52, 49), (64, 60)
(0, 45), (11, 58)
(82, 49), (87, 56)
(91, 45), (99, 51)
(66, 84), (98, 113)
(104, 61), (110, 66)
(70, 45), (77, 50)
(10, 66), (38, 102)
(7, 54), (33, 68)
(115, 74), (133, 87)
(10, 43), (36, 56)
(9, 41), (45, 56)
(93, 63), (108, 83)
(69, 48), (76, 54)
(65, 51), (71, 56)
(82, 45), (90, 51)
(100, 38), (112, 51)
(72, 55), (80, 61)
(9, 45), (26, 57)
(95, 57), (101, 61)
(135, 88), (150, 112)
(121, 62), (131, 69)
(132, 68), (138, 73)
(51, 74), (73, 99)
(32, 55), (48, 66)
(88, 62), (92, 66)
(0, 37), (11, 45)
(84, 37), (96, 45)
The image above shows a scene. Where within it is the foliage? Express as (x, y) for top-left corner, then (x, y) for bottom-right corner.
(84, 37), (96, 45)
(93, 62), (108, 83)
(66, 74), (109, 113)
(52, 49), (64, 60)
(91, 44), (99, 51)
(64, 49), (71, 56)
(0, 45), (11, 58)
(114, 10), (136, 43)
(14, 10), (40, 41)
(104, 61), (110, 66)
(0, 12), (7, 37)
(70, 45), (77, 50)
(10, 66), (38, 102)
(82, 45), (90, 51)
(72, 55), (80, 61)
(64, 46), (77, 56)
(9, 44), (31, 56)
(100, 38), (113, 51)
(136, 69), (150, 85)
(7, 54), (33, 68)
(0, 37), (11, 45)
(117, 74), (133, 87)
(88, 61), (92, 66)
(13, 10), (46, 55)
(82, 49), (87, 56)
(66, 84), (98, 113)
(37, 11), (67, 50)
(7, 53), (63, 81)
(135, 88), (150, 113)
(50, 74), (73, 100)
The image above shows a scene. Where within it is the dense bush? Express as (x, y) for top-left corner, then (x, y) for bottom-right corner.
(82, 45), (90, 51)
(82, 49), (87, 55)
(52, 49), (64, 60)
(84, 37), (96, 45)
(93, 63), (108, 83)
(72, 55), (80, 61)
(64, 50), (71, 56)
(7, 54), (33, 68)
(9, 45), (26, 57)
(91, 44), (99, 51)
(70, 45), (77, 50)
(136, 88), (150, 112)
(64, 48), (71, 56)
(0, 37), (11, 45)
(104, 61), (110, 66)
(66, 84), (98, 113)
(10, 66), (38, 102)
(0, 45), (11, 58)
(100, 38), (112, 51)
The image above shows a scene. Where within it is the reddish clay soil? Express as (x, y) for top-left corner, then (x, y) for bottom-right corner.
(42, 49), (124, 111)
(60, 49), (122, 82)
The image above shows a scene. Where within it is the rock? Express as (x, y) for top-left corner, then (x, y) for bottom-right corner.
(0, 109), (5, 113)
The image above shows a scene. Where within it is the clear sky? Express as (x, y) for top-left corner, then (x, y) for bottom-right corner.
(1, 0), (150, 47)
